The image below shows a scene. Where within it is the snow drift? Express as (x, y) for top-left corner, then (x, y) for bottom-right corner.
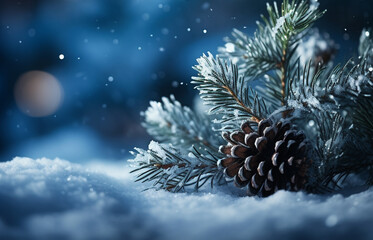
(0, 157), (372, 240)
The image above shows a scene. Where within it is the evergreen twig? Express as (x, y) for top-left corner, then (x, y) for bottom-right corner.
(129, 142), (226, 192)
(192, 52), (268, 130)
(130, 0), (373, 196)
(141, 95), (224, 155)
(219, 0), (325, 107)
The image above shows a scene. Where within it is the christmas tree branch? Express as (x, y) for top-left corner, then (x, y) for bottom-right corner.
(304, 112), (346, 191)
(221, 85), (261, 123)
(129, 142), (226, 192)
(288, 57), (373, 114)
(354, 99), (373, 139)
(290, 57), (373, 191)
(280, 49), (287, 106)
(219, 0), (325, 108)
(130, 0), (373, 197)
(142, 95), (224, 155)
(192, 52), (268, 130)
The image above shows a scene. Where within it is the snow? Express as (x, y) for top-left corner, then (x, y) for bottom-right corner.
(142, 100), (169, 127)
(287, 92), (322, 110)
(224, 42), (235, 53)
(272, 16), (286, 36)
(196, 52), (236, 87)
(309, 0), (320, 11)
(1, 157), (373, 240)
(272, 10), (293, 37)
(148, 140), (167, 159)
(348, 75), (370, 93)
(0, 157), (154, 240)
(296, 29), (335, 66)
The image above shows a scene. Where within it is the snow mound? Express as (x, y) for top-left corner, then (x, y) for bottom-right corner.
(0, 157), (155, 240)
(1, 157), (373, 240)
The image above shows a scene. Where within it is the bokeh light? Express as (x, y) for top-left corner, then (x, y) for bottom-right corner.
(14, 71), (63, 117)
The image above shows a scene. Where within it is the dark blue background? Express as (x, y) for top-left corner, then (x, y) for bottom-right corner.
(1, 0), (372, 162)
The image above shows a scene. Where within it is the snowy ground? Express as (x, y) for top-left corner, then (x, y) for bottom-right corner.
(1, 157), (372, 240)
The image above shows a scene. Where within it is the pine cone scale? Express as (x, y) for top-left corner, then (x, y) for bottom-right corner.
(231, 145), (251, 158)
(241, 122), (254, 134)
(234, 174), (249, 187)
(238, 166), (252, 181)
(230, 131), (245, 143)
(224, 161), (243, 178)
(245, 133), (259, 148)
(244, 155), (259, 171)
(218, 157), (236, 168)
(251, 173), (265, 189)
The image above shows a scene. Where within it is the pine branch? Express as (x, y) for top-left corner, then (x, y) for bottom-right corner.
(219, 27), (283, 78)
(219, 0), (325, 107)
(287, 59), (373, 112)
(192, 52), (268, 130)
(127, 0), (373, 198)
(319, 137), (373, 190)
(129, 141), (226, 192)
(287, 60), (331, 111)
(353, 98), (373, 139)
(347, 68), (373, 143)
(306, 112), (346, 191)
(288, 59), (373, 190)
(263, 0), (325, 106)
(142, 95), (224, 155)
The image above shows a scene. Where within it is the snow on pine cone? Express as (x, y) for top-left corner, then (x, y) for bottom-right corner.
(218, 119), (309, 197)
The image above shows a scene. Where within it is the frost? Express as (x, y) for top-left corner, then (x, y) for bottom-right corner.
(349, 75), (369, 93)
(195, 52), (235, 88)
(333, 85), (344, 95)
(142, 95), (222, 153)
(287, 88), (321, 110)
(145, 101), (169, 127)
(231, 57), (239, 64)
(148, 140), (167, 159)
(233, 109), (239, 118)
(324, 138), (332, 151)
(296, 29), (335, 66)
(225, 43), (235, 53)
(272, 10), (293, 37)
(187, 152), (196, 158)
(305, 95), (321, 108)
(272, 16), (285, 36)
(309, 0), (320, 11)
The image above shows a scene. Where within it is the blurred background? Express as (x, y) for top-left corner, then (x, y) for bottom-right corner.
(1, 0), (372, 162)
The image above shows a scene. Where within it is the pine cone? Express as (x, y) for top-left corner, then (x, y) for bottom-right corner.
(218, 119), (309, 197)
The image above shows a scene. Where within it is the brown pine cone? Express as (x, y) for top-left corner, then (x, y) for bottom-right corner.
(218, 119), (309, 197)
